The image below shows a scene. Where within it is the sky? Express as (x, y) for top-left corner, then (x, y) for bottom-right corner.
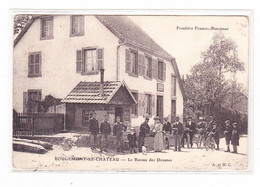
(129, 16), (249, 89)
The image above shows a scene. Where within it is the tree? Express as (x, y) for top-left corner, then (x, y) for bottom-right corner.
(14, 14), (33, 35)
(183, 32), (245, 116)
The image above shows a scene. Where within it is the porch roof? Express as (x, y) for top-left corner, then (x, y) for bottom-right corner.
(61, 80), (137, 104)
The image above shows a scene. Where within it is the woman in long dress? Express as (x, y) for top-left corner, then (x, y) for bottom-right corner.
(153, 117), (164, 152)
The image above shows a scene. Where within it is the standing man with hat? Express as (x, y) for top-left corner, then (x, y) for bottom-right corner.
(231, 122), (240, 153)
(89, 112), (99, 150)
(197, 116), (206, 149)
(113, 116), (127, 153)
(100, 114), (111, 152)
(186, 116), (196, 148)
(163, 117), (172, 149)
(138, 117), (150, 152)
(172, 116), (184, 151)
(224, 120), (233, 152)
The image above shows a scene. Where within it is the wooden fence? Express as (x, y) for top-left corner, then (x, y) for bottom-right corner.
(13, 112), (65, 136)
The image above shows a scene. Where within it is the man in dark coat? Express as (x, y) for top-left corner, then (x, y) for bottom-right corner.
(89, 112), (99, 150)
(113, 116), (127, 152)
(172, 116), (184, 151)
(138, 117), (150, 152)
(163, 117), (172, 149)
(224, 120), (233, 152)
(231, 122), (240, 153)
(212, 124), (220, 150)
(186, 116), (196, 148)
(100, 114), (111, 152)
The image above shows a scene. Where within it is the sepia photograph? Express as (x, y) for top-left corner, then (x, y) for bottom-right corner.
(12, 13), (249, 171)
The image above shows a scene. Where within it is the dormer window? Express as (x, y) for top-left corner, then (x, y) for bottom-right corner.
(40, 16), (53, 40)
(70, 15), (84, 37)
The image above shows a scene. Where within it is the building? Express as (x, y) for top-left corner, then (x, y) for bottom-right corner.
(13, 15), (185, 130)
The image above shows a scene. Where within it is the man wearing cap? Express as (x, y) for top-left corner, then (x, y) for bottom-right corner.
(113, 116), (127, 153)
(197, 117), (206, 149)
(89, 112), (99, 150)
(172, 116), (184, 151)
(224, 120), (233, 152)
(186, 116), (196, 148)
(163, 117), (172, 149)
(138, 117), (150, 152)
(231, 122), (240, 153)
(100, 114), (111, 152)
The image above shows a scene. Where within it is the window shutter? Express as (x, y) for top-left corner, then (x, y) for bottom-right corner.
(125, 49), (131, 72)
(138, 54), (145, 76)
(141, 55), (146, 76)
(138, 93), (144, 116)
(76, 50), (82, 72)
(152, 58), (158, 79)
(163, 62), (166, 81)
(97, 48), (104, 70)
(151, 94), (155, 116)
(23, 92), (28, 113)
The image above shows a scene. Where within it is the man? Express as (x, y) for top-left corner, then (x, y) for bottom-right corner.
(197, 117), (206, 149)
(224, 120), (233, 152)
(100, 114), (111, 152)
(186, 116), (196, 148)
(89, 112), (99, 150)
(231, 122), (240, 154)
(172, 116), (184, 151)
(212, 124), (220, 150)
(113, 116), (127, 153)
(163, 117), (172, 149)
(181, 123), (190, 148)
(138, 117), (150, 152)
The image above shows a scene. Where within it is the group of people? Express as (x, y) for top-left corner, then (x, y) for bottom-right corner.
(88, 111), (240, 154)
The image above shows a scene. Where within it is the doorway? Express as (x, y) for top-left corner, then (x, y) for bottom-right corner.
(156, 96), (164, 121)
(115, 107), (123, 122)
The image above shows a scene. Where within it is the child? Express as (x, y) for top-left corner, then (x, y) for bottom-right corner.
(127, 127), (137, 154)
(231, 122), (240, 153)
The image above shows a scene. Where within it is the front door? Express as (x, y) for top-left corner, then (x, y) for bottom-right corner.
(115, 107), (123, 122)
(156, 96), (163, 122)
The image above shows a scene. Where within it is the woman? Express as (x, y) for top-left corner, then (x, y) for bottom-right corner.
(153, 116), (164, 152)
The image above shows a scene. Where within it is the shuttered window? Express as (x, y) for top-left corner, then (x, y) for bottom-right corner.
(130, 51), (138, 75)
(97, 48), (104, 70)
(27, 90), (42, 113)
(80, 48), (104, 73)
(171, 75), (177, 96)
(28, 52), (42, 77)
(41, 17), (53, 40)
(158, 61), (164, 80)
(145, 56), (152, 78)
(71, 15), (84, 36)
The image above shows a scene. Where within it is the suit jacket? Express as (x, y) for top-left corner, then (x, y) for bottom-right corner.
(186, 121), (196, 134)
(139, 122), (150, 137)
(172, 122), (184, 136)
(113, 122), (126, 137)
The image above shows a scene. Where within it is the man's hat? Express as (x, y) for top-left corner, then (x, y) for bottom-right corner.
(225, 120), (230, 124)
(164, 117), (169, 121)
(233, 122), (238, 126)
(145, 117), (150, 120)
(187, 116), (192, 120)
(154, 116), (161, 120)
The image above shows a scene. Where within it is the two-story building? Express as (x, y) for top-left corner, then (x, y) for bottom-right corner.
(13, 15), (185, 130)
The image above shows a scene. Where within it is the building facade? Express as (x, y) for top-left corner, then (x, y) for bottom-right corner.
(13, 15), (185, 129)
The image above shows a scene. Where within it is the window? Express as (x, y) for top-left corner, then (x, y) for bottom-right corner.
(41, 17), (53, 40)
(145, 56), (152, 78)
(145, 94), (152, 115)
(158, 61), (164, 80)
(130, 51), (138, 75)
(71, 15), (84, 36)
(131, 92), (138, 115)
(83, 49), (97, 72)
(28, 52), (41, 77)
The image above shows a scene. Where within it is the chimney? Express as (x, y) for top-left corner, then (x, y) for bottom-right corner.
(99, 69), (104, 95)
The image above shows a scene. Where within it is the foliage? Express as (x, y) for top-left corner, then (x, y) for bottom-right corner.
(14, 14), (33, 35)
(40, 95), (62, 112)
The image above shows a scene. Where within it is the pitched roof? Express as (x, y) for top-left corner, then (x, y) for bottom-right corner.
(61, 81), (137, 104)
(95, 16), (172, 60)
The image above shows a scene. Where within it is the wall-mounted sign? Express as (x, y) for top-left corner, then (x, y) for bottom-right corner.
(157, 83), (164, 92)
